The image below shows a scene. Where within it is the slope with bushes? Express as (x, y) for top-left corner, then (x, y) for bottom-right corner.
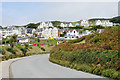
(49, 26), (120, 80)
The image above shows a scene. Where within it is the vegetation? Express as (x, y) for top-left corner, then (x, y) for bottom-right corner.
(51, 21), (61, 27)
(0, 48), (5, 55)
(25, 23), (40, 29)
(49, 26), (120, 79)
(110, 16), (120, 24)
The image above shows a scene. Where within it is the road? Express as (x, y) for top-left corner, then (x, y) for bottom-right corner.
(10, 54), (105, 78)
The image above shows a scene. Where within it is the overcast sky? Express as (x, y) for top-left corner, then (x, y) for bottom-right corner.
(0, 1), (119, 27)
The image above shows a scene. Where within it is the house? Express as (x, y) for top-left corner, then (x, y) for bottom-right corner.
(75, 23), (80, 27)
(60, 23), (66, 27)
(26, 28), (36, 37)
(65, 29), (79, 40)
(80, 20), (89, 28)
(42, 27), (59, 39)
(60, 22), (74, 27)
(38, 22), (53, 29)
(97, 29), (104, 33)
(17, 37), (29, 43)
(79, 30), (92, 37)
(68, 23), (74, 27)
(95, 20), (113, 27)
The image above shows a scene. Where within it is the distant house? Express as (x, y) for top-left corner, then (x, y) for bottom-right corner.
(65, 29), (79, 40)
(38, 22), (53, 29)
(26, 28), (36, 37)
(17, 37), (29, 43)
(75, 23), (80, 27)
(80, 20), (89, 28)
(79, 30), (92, 37)
(60, 22), (74, 27)
(42, 27), (59, 39)
(95, 20), (113, 27)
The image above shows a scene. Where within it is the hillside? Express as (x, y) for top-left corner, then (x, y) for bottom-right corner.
(49, 26), (120, 80)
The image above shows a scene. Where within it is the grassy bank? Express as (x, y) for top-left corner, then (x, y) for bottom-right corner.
(0, 44), (53, 61)
(49, 26), (120, 80)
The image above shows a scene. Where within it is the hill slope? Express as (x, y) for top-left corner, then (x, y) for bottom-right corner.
(49, 26), (120, 80)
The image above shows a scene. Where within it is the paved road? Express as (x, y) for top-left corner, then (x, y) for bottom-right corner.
(10, 54), (104, 78)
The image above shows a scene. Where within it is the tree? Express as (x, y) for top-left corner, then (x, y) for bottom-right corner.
(37, 38), (40, 42)
(12, 34), (17, 42)
(90, 25), (104, 31)
(25, 43), (29, 50)
(76, 25), (84, 29)
(9, 38), (14, 48)
(110, 16), (120, 24)
(25, 23), (40, 29)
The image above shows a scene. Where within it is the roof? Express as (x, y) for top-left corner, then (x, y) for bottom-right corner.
(17, 37), (28, 40)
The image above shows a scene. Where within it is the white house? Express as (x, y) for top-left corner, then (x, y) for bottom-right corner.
(65, 29), (79, 40)
(95, 20), (113, 27)
(60, 23), (66, 27)
(80, 20), (89, 28)
(42, 27), (59, 39)
(17, 37), (29, 43)
(38, 22), (53, 29)
(75, 23), (80, 27)
(68, 23), (74, 27)
(60, 22), (74, 27)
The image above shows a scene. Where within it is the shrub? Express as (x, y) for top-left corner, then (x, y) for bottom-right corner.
(6, 48), (17, 55)
(0, 48), (5, 55)
(41, 47), (45, 51)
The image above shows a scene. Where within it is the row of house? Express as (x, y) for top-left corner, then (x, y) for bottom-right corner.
(37, 20), (114, 29)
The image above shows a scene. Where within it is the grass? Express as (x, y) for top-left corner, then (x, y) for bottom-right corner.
(30, 39), (57, 45)
(0, 44), (53, 61)
(75, 40), (85, 44)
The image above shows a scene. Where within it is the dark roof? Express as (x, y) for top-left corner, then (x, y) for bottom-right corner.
(27, 28), (34, 33)
(17, 37), (28, 40)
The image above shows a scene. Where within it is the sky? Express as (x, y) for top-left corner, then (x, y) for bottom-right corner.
(0, 1), (119, 27)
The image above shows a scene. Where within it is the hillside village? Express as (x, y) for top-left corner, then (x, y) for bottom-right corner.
(0, 18), (119, 44)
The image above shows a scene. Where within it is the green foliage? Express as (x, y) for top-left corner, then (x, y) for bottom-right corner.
(51, 21), (61, 27)
(49, 26), (119, 79)
(0, 48), (5, 55)
(76, 25), (84, 29)
(110, 16), (120, 23)
(25, 23), (40, 29)
(24, 43), (29, 49)
(68, 35), (86, 43)
(41, 47), (45, 51)
(89, 18), (110, 22)
(6, 48), (17, 55)
(60, 31), (66, 37)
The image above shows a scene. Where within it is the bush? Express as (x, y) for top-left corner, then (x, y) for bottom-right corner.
(6, 48), (17, 55)
(41, 47), (45, 51)
(0, 48), (5, 55)
(102, 69), (119, 79)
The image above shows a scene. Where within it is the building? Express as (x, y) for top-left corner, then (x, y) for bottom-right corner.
(38, 22), (53, 29)
(95, 20), (113, 27)
(75, 23), (80, 27)
(80, 20), (89, 28)
(17, 37), (29, 43)
(26, 28), (36, 37)
(60, 22), (74, 27)
(42, 27), (59, 39)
